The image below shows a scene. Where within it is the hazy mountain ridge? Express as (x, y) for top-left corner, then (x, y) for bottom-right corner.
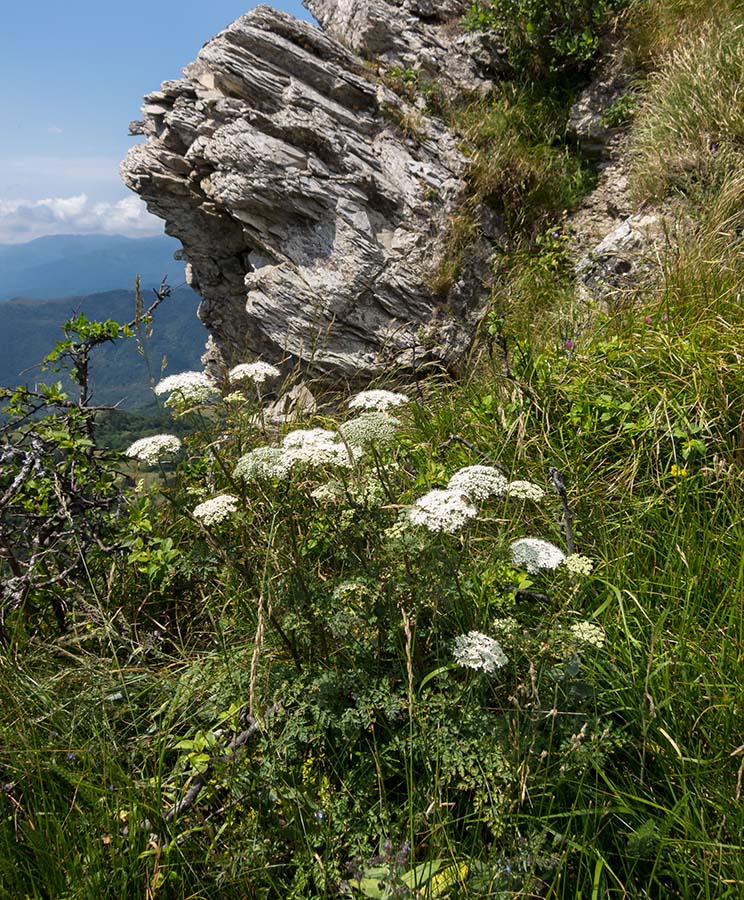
(0, 233), (187, 301)
(1, 286), (207, 408)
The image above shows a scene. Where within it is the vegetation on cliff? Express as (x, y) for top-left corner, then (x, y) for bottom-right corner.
(2, 1), (744, 898)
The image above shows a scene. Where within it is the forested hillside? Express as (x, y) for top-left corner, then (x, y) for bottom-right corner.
(2, 2), (744, 898)
(0, 287), (206, 408)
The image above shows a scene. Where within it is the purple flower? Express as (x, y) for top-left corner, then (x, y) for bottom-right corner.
(565, 339), (574, 351)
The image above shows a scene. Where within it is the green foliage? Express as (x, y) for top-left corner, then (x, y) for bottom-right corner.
(451, 82), (593, 241)
(4, 13), (744, 898)
(462, 0), (624, 76)
(629, 8), (744, 201)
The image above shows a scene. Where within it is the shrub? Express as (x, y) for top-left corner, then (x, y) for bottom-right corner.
(463, 0), (624, 76)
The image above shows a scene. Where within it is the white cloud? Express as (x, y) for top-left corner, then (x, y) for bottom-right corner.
(0, 194), (164, 244)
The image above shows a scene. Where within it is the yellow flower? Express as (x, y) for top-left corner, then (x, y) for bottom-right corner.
(671, 464), (687, 477)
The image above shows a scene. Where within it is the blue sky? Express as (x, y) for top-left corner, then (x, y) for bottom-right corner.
(0, 1), (310, 242)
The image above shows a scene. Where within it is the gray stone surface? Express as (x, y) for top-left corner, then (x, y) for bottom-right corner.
(305, 0), (506, 94)
(576, 213), (662, 302)
(121, 5), (496, 378)
(567, 55), (633, 158)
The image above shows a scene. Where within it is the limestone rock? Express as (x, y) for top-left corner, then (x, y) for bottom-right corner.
(567, 55), (634, 158)
(121, 5), (496, 379)
(576, 213), (662, 302)
(305, 0), (507, 94)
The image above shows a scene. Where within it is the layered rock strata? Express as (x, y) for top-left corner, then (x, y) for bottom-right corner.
(305, 0), (506, 94)
(122, 5), (496, 378)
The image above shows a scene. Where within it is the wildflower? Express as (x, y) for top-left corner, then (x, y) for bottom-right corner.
(671, 463), (687, 477)
(453, 631), (508, 672)
(510, 537), (565, 573)
(282, 428), (357, 469)
(565, 339), (574, 351)
(234, 446), (291, 482)
(492, 616), (520, 637)
(408, 489), (477, 534)
(447, 465), (507, 501)
(348, 389), (409, 411)
(192, 494), (239, 525)
(569, 621), (605, 649)
(506, 480), (546, 502)
(154, 371), (218, 406)
(564, 553), (594, 576)
(124, 434), (182, 465)
(332, 579), (371, 602)
(311, 481), (346, 503)
(228, 362), (281, 385)
(339, 412), (400, 447)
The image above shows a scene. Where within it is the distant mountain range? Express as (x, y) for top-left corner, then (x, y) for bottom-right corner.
(1, 287), (208, 409)
(0, 233), (187, 301)
(0, 233), (208, 409)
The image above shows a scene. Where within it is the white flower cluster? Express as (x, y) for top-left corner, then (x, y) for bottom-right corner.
(492, 616), (520, 637)
(569, 621), (605, 649)
(192, 494), (239, 525)
(234, 447), (291, 482)
(124, 434), (182, 466)
(234, 429), (359, 484)
(281, 428), (357, 469)
(154, 371), (219, 406)
(348, 389), (409, 412)
(453, 630), (508, 672)
(339, 412), (400, 447)
(408, 489), (477, 534)
(228, 362), (281, 385)
(506, 480), (546, 502)
(332, 579), (371, 602)
(447, 465), (508, 501)
(564, 554), (594, 576)
(510, 538), (566, 573)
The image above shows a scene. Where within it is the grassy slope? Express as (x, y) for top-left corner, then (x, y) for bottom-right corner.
(2, 3), (744, 898)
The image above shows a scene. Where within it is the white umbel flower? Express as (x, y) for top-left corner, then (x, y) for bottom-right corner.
(408, 488), (477, 534)
(348, 389), (409, 411)
(339, 412), (400, 447)
(281, 428), (357, 469)
(154, 371), (218, 406)
(564, 554), (594, 576)
(447, 465), (507, 501)
(228, 362), (281, 385)
(569, 622), (605, 648)
(506, 480), (546, 502)
(510, 537), (566, 573)
(234, 447), (291, 482)
(124, 434), (182, 465)
(453, 631), (508, 672)
(192, 494), (239, 525)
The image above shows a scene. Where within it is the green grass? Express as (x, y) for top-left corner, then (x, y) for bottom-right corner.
(3, 6), (744, 899)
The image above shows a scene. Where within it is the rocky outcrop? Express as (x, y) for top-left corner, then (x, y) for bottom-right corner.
(122, 5), (497, 379)
(305, 0), (506, 94)
(567, 53), (664, 305)
(576, 213), (662, 303)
